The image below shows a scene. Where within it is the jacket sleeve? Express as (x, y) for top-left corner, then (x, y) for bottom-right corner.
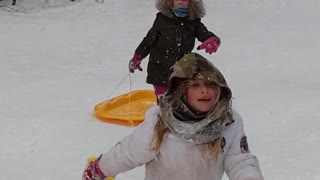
(98, 106), (159, 177)
(195, 18), (221, 44)
(224, 112), (264, 180)
(134, 13), (161, 59)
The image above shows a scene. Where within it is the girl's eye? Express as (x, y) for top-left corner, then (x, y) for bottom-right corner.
(190, 83), (199, 87)
(205, 82), (216, 88)
(208, 84), (216, 88)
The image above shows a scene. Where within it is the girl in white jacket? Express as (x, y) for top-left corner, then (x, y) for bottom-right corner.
(82, 53), (264, 180)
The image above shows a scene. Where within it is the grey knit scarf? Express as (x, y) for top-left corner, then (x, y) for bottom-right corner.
(160, 99), (228, 144)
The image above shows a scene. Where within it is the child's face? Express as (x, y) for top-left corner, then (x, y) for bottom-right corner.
(173, 0), (189, 7)
(186, 79), (220, 113)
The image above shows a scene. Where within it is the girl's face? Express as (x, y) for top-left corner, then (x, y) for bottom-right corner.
(186, 79), (220, 113)
(173, 0), (189, 7)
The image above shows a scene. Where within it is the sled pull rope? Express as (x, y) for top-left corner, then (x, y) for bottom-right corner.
(106, 73), (130, 99)
(105, 72), (134, 125)
(127, 73), (133, 125)
(129, 72), (133, 93)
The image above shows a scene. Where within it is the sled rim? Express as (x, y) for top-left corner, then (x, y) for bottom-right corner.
(94, 89), (157, 126)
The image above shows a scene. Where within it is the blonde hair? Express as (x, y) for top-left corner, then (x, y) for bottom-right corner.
(149, 114), (169, 151)
(149, 79), (232, 160)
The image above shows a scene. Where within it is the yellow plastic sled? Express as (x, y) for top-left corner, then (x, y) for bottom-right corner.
(94, 89), (157, 126)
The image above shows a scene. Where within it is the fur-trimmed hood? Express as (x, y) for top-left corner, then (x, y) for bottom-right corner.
(156, 0), (206, 19)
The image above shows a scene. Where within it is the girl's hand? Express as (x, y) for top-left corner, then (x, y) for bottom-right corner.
(82, 155), (106, 180)
(197, 37), (220, 54)
(128, 54), (143, 73)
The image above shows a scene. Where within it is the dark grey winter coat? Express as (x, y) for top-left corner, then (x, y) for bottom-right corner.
(135, 0), (220, 86)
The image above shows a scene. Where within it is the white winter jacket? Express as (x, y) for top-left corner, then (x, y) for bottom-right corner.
(99, 106), (264, 180)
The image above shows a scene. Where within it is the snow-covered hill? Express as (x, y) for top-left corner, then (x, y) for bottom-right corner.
(1, 0), (319, 179)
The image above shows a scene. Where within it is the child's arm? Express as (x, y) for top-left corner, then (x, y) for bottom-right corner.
(134, 13), (161, 59)
(224, 112), (264, 180)
(97, 106), (159, 177)
(195, 19), (221, 44)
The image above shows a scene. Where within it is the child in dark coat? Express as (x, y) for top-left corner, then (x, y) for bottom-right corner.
(128, 0), (221, 101)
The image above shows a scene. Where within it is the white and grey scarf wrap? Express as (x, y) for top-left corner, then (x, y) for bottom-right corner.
(160, 99), (228, 144)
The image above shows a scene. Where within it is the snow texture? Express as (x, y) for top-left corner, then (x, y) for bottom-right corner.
(0, 0), (320, 179)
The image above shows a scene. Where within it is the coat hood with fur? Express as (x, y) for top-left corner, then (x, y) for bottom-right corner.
(156, 0), (206, 19)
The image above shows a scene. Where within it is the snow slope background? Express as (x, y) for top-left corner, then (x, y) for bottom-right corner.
(0, 0), (78, 12)
(0, 0), (320, 179)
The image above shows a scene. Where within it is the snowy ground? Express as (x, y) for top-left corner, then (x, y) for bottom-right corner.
(1, 0), (320, 179)
(0, 0), (78, 12)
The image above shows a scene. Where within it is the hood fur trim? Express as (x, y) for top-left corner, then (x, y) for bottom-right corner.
(156, 0), (206, 19)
